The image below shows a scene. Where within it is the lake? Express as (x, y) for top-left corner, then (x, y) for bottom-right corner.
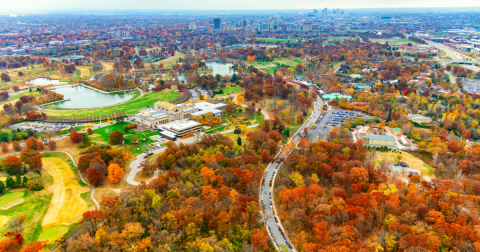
(48, 86), (133, 109)
(28, 78), (68, 86)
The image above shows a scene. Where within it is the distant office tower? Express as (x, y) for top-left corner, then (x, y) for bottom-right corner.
(313, 9), (319, 15)
(333, 8), (340, 16)
(323, 8), (328, 15)
(243, 20), (247, 28)
(189, 20), (197, 30)
(214, 18), (221, 29)
(303, 22), (312, 31)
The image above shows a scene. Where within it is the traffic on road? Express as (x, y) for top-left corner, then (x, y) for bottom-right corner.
(260, 96), (323, 251)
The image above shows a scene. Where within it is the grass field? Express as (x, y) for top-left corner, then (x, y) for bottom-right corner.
(0, 191), (25, 208)
(41, 157), (89, 229)
(327, 37), (359, 41)
(0, 190), (52, 244)
(38, 226), (69, 243)
(44, 88), (180, 117)
(375, 151), (435, 175)
(92, 122), (131, 142)
(370, 38), (419, 45)
(248, 59), (304, 73)
(248, 38), (297, 43)
(0, 91), (39, 108)
(154, 54), (184, 69)
(215, 86), (244, 96)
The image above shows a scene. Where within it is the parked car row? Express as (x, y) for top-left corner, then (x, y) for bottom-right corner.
(316, 110), (370, 126)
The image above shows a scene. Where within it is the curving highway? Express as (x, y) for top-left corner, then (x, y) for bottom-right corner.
(260, 95), (324, 251)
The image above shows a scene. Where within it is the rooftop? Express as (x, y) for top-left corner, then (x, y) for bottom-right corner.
(362, 135), (396, 141)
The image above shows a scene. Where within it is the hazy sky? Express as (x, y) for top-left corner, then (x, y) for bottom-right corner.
(2, 0), (480, 11)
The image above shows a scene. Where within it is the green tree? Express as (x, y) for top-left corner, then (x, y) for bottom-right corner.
(237, 136), (242, 146)
(0, 132), (9, 143)
(283, 127), (290, 138)
(6, 176), (15, 188)
(0, 180), (5, 193)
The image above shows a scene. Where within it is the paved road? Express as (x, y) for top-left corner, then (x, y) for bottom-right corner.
(261, 96), (324, 251)
(125, 135), (200, 185)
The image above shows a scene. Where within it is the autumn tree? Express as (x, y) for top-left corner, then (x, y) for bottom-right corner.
(12, 141), (21, 152)
(86, 166), (104, 186)
(2, 156), (22, 175)
(70, 131), (82, 143)
(87, 128), (93, 135)
(82, 210), (105, 236)
(1, 142), (8, 153)
(109, 131), (124, 145)
(48, 140), (56, 150)
(108, 163), (124, 184)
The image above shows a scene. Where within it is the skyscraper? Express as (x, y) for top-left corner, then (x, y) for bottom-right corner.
(214, 18), (221, 29)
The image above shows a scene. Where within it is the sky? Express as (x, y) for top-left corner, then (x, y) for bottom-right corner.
(2, 0), (480, 11)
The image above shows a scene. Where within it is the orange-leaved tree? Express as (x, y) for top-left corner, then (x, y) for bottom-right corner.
(108, 163), (124, 184)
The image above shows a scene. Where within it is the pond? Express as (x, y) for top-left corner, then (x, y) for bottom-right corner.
(28, 78), (68, 86)
(47, 86), (133, 109)
(176, 62), (236, 84)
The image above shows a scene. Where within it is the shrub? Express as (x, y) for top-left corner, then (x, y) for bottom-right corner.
(86, 167), (104, 186)
(87, 128), (93, 135)
(26, 179), (44, 191)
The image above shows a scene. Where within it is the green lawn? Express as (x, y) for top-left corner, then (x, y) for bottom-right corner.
(248, 38), (297, 43)
(124, 130), (160, 155)
(248, 59), (304, 73)
(92, 122), (131, 142)
(0, 91), (39, 107)
(0, 190), (53, 245)
(215, 86), (244, 95)
(0, 191), (25, 208)
(370, 38), (418, 45)
(38, 226), (69, 243)
(327, 37), (359, 41)
(44, 89), (180, 117)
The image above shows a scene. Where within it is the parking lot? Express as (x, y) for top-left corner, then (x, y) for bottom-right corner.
(309, 109), (373, 140)
(11, 122), (94, 133)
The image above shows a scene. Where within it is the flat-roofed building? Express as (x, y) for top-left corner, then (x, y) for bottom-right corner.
(135, 101), (197, 128)
(191, 101), (227, 117)
(158, 120), (201, 140)
(407, 114), (432, 124)
(361, 135), (397, 148)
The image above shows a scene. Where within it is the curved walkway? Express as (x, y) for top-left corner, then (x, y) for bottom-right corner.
(41, 150), (100, 210)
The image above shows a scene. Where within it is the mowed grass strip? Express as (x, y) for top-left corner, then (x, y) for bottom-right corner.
(38, 226), (69, 244)
(0, 190), (52, 244)
(0, 191), (25, 208)
(41, 157), (88, 229)
(44, 88), (180, 117)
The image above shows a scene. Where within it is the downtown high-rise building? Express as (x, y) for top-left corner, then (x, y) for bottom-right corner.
(214, 18), (221, 29)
